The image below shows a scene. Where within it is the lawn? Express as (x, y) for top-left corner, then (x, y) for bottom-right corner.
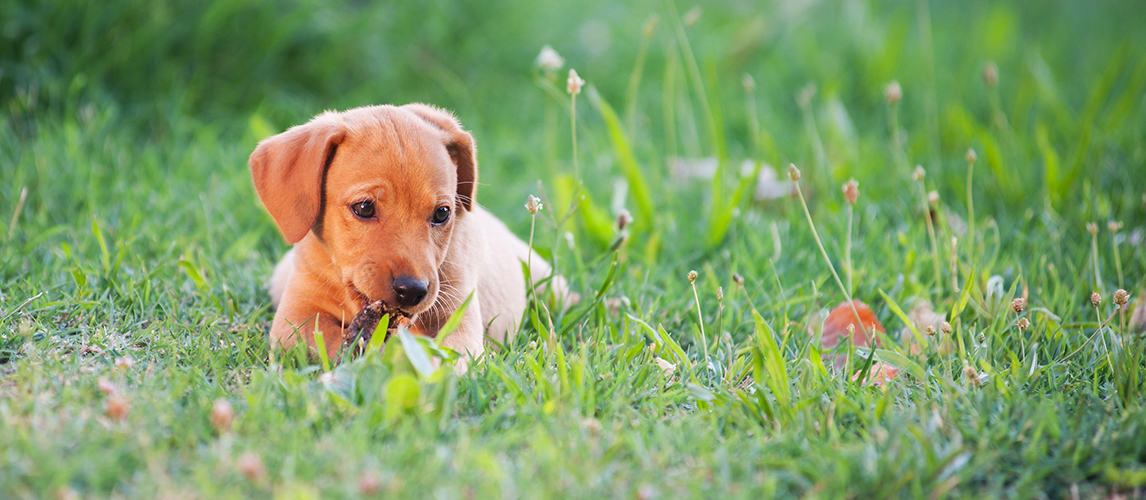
(2, 0), (1146, 497)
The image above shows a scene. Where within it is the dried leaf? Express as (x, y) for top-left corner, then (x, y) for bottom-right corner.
(851, 361), (901, 387)
(821, 300), (885, 349)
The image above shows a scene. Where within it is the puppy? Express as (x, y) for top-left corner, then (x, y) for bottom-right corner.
(250, 104), (550, 372)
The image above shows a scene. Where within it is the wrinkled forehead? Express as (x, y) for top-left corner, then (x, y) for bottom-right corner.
(326, 107), (456, 193)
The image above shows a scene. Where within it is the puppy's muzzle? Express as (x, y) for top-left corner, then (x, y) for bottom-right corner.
(392, 276), (429, 309)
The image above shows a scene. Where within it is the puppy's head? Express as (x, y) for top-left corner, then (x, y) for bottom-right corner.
(250, 104), (477, 317)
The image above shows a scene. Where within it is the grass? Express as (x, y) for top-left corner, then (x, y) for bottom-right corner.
(3, 0), (1146, 497)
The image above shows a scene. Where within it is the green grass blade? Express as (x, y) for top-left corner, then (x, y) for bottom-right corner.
(398, 326), (434, 379)
(587, 87), (654, 226)
(752, 309), (790, 408)
(90, 216), (110, 273)
(365, 314), (391, 355)
(177, 259), (209, 292)
(879, 288), (928, 352)
(436, 291), (474, 345)
(872, 349), (926, 381)
(951, 265), (977, 319)
(314, 328), (331, 373)
(705, 160), (763, 249)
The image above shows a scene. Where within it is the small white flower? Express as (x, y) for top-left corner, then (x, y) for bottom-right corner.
(567, 69), (585, 95)
(884, 81), (902, 104)
(525, 194), (543, 215)
(535, 45), (565, 72)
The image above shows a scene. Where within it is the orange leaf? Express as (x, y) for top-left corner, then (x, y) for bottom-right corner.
(821, 300), (885, 349)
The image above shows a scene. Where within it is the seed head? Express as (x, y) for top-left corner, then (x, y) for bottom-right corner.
(928, 190), (939, 207)
(925, 325), (936, 336)
(846, 323), (855, 337)
(983, 61), (998, 87)
(210, 398), (234, 433)
(105, 393), (129, 421)
(1091, 292), (1102, 307)
(741, 73), (756, 92)
(1017, 317), (1030, 330)
(534, 45), (565, 73)
(884, 81), (902, 105)
(965, 148), (977, 164)
(1108, 220), (1123, 233)
(1087, 222), (1098, 236)
(912, 165), (925, 181)
(716, 286), (724, 302)
(963, 364), (982, 387)
(237, 452), (266, 482)
(1113, 289), (1129, 307)
(732, 273), (744, 285)
(114, 356), (133, 371)
(566, 69), (585, 95)
(525, 194), (543, 215)
(941, 321), (952, 335)
(682, 6), (703, 26)
(615, 209), (633, 231)
(687, 270), (698, 283)
(17, 319), (33, 338)
(842, 179), (859, 205)
(788, 163), (801, 181)
(1011, 297), (1025, 313)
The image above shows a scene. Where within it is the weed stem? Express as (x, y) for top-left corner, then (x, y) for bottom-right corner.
(845, 204), (853, 296)
(571, 94), (579, 179)
(1111, 229), (1124, 289)
(791, 166), (867, 340)
(917, 179), (942, 292)
(966, 156), (976, 258)
(689, 275), (710, 368)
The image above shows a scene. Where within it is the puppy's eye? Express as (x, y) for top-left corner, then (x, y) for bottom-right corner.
(350, 201), (376, 219)
(431, 205), (451, 225)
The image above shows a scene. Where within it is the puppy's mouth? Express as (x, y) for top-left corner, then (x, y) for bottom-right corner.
(349, 284), (419, 321)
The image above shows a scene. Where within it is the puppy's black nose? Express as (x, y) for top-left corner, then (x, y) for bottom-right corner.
(392, 276), (428, 308)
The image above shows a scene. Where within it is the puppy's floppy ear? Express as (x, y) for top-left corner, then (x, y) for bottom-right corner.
(249, 112), (346, 244)
(403, 103), (477, 211)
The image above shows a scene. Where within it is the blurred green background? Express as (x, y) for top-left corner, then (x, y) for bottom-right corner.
(4, 0), (1144, 240)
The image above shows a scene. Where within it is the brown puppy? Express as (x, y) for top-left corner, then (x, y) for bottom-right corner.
(251, 104), (549, 372)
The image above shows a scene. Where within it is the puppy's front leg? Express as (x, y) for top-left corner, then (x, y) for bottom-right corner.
(270, 293), (348, 360)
